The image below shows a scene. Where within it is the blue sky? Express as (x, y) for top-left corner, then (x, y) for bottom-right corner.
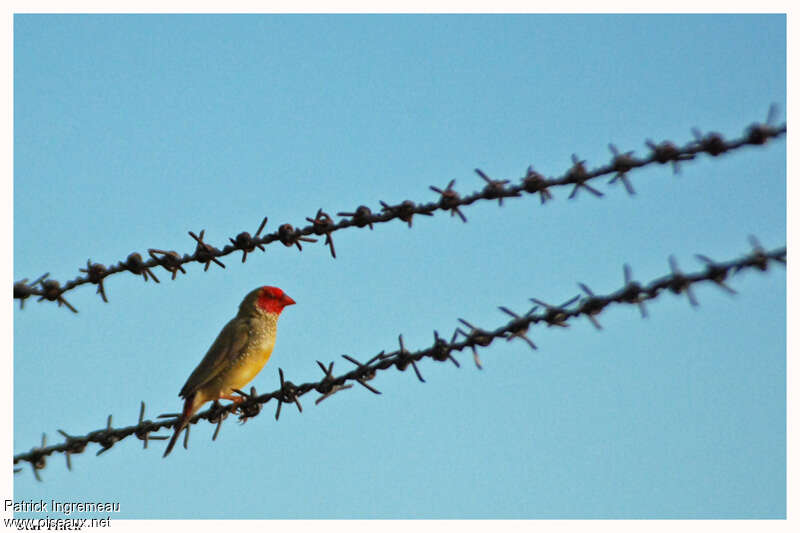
(12, 14), (786, 519)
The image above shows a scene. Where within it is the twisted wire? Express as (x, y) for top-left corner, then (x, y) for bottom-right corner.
(13, 240), (785, 478)
(13, 112), (786, 313)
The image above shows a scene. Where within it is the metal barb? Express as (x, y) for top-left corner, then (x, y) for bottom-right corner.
(14, 273), (50, 309)
(667, 255), (699, 307)
(577, 283), (605, 330)
(380, 200), (432, 228)
(230, 216), (268, 262)
(692, 128), (727, 156)
(695, 255), (737, 295)
(529, 296), (580, 327)
(148, 249), (187, 280)
(567, 155), (603, 199)
(608, 144), (637, 195)
(278, 223), (318, 251)
(123, 252), (159, 284)
(498, 306), (538, 349)
(189, 229), (226, 271)
(621, 264), (648, 318)
(338, 205), (374, 229)
(79, 260), (109, 302)
(521, 166), (553, 204)
(37, 279), (78, 313)
(475, 168), (514, 206)
(306, 209), (338, 258)
(746, 105), (781, 145)
(430, 180), (467, 222)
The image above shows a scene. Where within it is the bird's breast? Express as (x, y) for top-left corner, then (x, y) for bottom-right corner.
(223, 337), (275, 392)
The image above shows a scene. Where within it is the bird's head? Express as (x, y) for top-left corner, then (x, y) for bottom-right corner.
(240, 286), (296, 316)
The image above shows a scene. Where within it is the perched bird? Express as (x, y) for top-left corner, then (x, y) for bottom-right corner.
(163, 286), (295, 457)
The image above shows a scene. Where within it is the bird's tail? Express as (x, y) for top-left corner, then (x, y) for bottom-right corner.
(163, 392), (200, 458)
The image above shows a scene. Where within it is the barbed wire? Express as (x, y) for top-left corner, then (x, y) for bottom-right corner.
(13, 238), (785, 479)
(13, 110), (786, 313)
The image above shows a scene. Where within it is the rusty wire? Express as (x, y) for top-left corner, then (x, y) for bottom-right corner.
(13, 240), (785, 478)
(12, 112), (786, 313)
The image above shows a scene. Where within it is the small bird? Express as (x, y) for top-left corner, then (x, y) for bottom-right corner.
(163, 286), (295, 457)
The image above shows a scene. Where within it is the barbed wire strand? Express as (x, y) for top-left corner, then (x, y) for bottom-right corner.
(13, 239), (785, 478)
(13, 110), (786, 313)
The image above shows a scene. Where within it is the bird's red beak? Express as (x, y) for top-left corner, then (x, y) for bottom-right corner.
(282, 294), (296, 307)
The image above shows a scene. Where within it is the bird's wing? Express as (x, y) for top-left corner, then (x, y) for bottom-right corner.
(179, 317), (250, 398)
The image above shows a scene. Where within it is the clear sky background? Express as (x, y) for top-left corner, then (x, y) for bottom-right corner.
(12, 14), (786, 519)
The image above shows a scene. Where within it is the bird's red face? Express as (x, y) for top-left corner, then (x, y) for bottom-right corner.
(256, 286), (296, 314)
